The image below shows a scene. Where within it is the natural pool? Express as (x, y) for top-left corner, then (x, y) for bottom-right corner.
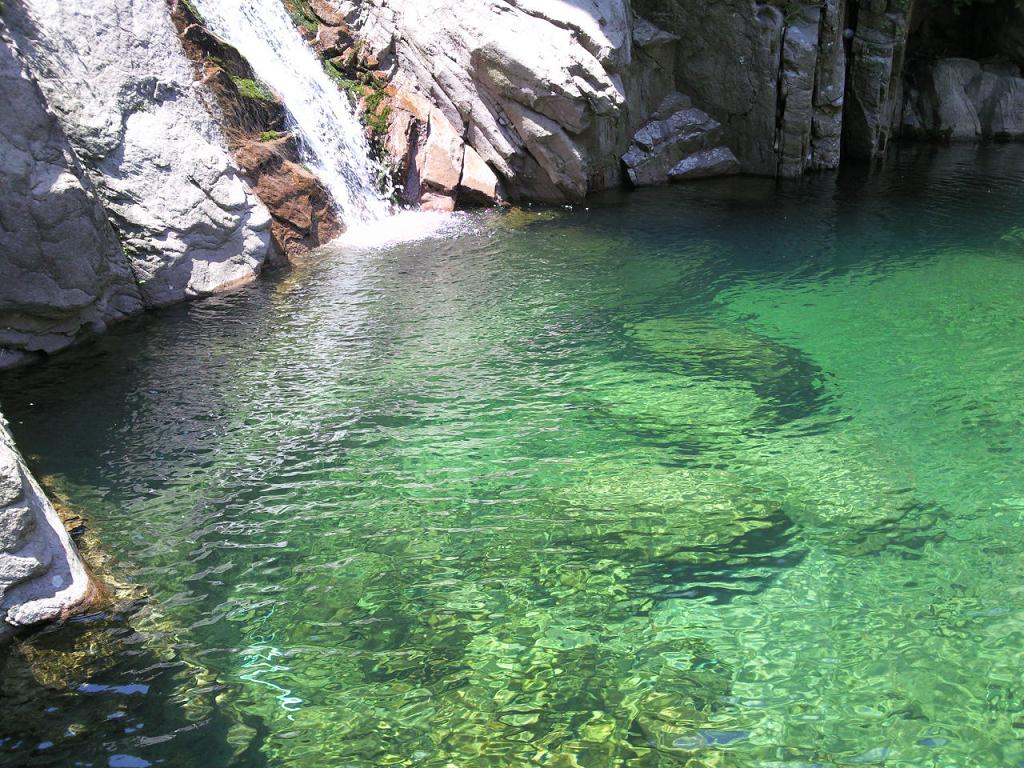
(2, 144), (1024, 767)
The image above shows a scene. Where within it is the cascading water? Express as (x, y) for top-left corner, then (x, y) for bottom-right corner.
(191, 0), (392, 225)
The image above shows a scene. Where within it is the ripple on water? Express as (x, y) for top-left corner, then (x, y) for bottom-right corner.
(3, 145), (1024, 767)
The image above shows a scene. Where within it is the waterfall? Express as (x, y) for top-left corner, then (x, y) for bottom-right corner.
(191, 0), (392, 225)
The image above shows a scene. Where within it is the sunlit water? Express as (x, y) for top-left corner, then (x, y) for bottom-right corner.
(2, 145), (1024, 768)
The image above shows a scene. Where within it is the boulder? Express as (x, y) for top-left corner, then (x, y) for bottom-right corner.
(0, 414), (96, 643)
(904, 57), (1024, 142)
(0, 26), (143, 368)
(5, 0), (273, 308)
(668, 147), (741, 180)
(622, 93), (723, 186)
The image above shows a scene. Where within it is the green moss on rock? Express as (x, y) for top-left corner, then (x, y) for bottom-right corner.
(231, 76), (273, 102)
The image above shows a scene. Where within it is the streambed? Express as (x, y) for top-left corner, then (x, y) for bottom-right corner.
(2, 145), (1024, 767)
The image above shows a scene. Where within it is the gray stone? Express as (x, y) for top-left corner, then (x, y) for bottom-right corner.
(668, 147), (741, 180)
(0, 415), (94, 643)
(0, 448), (23, 509)
(5, 0), (273, 308)
(0, 26), (143, 366)
(0, 506), (36, 553)
(622, 95), (723, 186)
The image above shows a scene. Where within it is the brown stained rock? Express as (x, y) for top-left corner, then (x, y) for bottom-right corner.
(309, 0), (346, 28)
(316, 25), (347, 57)
(169, 1), (341, 259)
(233, 139), (342, 258)
(387, 89), (485, 210)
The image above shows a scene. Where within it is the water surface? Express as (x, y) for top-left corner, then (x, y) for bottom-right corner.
(2, 145), (1024, 767)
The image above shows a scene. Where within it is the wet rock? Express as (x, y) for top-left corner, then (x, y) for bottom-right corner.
(170, 1), (342, 259)
(843, 0), (916, 161)
(5, 0), (273, 307)
(668, 147), (741, 180)
(0, 416), (95, 643)
(232, 139), (342, 257)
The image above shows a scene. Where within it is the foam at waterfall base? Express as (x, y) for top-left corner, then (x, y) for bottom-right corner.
(337, 210), (475, 250)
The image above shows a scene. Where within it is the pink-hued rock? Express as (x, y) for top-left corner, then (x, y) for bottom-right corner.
(458, 144), (501, 206)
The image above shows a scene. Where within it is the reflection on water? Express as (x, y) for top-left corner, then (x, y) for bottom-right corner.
(2, 144), (1024, 767)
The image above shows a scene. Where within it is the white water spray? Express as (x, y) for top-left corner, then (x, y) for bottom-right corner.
(191, 0), (392, 224)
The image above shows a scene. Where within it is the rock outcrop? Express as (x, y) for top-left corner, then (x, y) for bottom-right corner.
(843, 0), (916, 161)
(4, 0), (273, 307)
(331, 0), (948, 191)
(335, 0), (679, 202)
(622, 93), (739, 185)
(0, 415), (96, 644)
(904, 57), (1024, 141)
(0, 26), (143, 369)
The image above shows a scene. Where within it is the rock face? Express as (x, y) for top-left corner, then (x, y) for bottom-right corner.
(0, 414), (96, 644)
(0, 26), (143, 369)
(335, 0), (678, 202)
(332, 0), (937, 190)
(904, 58), (1024, 141)
(5, 0), (273, 307)
(843, 0), (916, 161)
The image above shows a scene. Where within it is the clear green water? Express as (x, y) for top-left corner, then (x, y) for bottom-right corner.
(3, 145), (1024, 768)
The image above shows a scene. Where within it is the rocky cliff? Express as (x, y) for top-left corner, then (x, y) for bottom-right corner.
(330, 0), (904, 196)
(4, 0), (273, 308)
(0, 27), (143, 369)
(337, 0), (1024, 194)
